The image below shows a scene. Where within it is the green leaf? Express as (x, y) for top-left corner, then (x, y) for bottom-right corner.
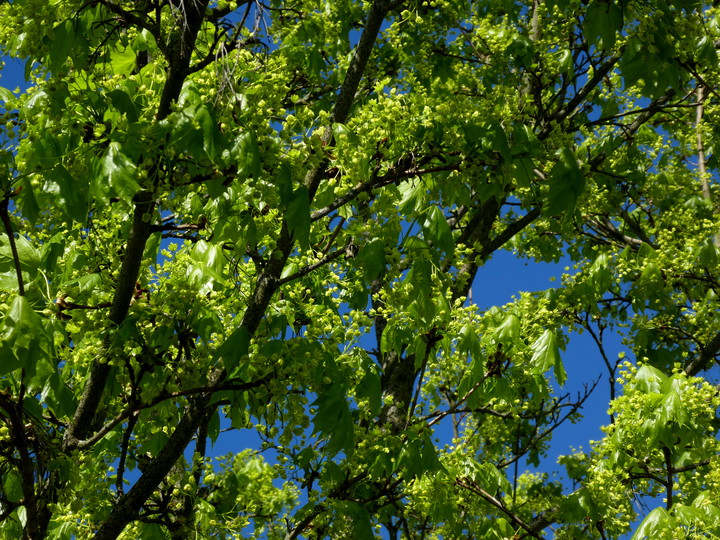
(286, 187), (311, 249)
(207, 410), (221, 444)
(49, 20), (75, 73)
(312, 384), (354, 456)
(691, 493), (720, 526)
(108, 45), (137, 76)
(473, 461), (511, 494)
(275, 161), (294, 207)
(494, 313), (520, 348)
(658, 390), (688, 426)
(505, 35), (534, 68)
(41, 372), (76, 418)
(195, 106), (221, 160)
(631, 364), (667, 393)
(584, 1), (624, 50)
(354, 238), (386, 282)
(223, 131), (261, 180)
(631, 507), (673, 539)
(589, 253), (611, 293)
(3, 471), (23, 503)
(0, 233), (41, 273)
(2, 296), (53, 378)
(108, 89), (139, 123)
(136, 523), (167, 540)
(511, 157), (534, 188)
(542, 147), (585, 216)
(97, 142), (141, 201)
(356, 368), (382, 416)
(695, 36), (718, 65)
(20, 177), (40, 225)
(332, 123), (360, 146)
(673, 504), (706, 527)
(530, 329), (565, 384)
(696, 238), (718, 266)
(215, 326), (250, 376)
(422, 206), (454, 256)
(138, 431), (168, 458)
(0, 86), (15, 105)
(49, 165), (89, 224)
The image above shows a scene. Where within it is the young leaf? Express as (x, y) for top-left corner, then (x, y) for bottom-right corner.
(584, 1), (624, 50)
(542, 147), (585, 217)
(215, 326), (250, 376)
(286, 187), (311, 249)
(354, 237), (386, 282)
(422, 206), (454, 256)
(631, 507), (674, 539)
(311, 384), (354, 456)
(530, 329), (565, 384)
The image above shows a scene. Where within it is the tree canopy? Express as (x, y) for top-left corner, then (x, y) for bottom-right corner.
(1, 0), (720, 538)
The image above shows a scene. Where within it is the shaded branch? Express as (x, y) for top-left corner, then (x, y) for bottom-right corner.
(93, 394), (214, 540)
(303, 0), (394, 200)
(0, 192), (25, 297)
(93, 0), (162, 42)
(63, 191), (156, 449)
(684, 330), (720, 376)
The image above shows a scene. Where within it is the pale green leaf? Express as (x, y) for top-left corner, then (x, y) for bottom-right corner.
(286, 187), (311, 249)
(631, 507), (673, 539)
(530, 329), (565, 384)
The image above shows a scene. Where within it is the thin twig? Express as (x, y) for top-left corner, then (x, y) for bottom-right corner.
(455, 477), (542, 539)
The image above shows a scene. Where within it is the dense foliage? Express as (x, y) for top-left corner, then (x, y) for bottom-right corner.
(1, 0), (720, 538)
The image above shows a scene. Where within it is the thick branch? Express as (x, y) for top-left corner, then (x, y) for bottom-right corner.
(64, 0), (211, 451)
(91, 2), (394, 535)
(63, 191), (155, 448)
(0, 195), (25, 297)
(93, 395), (213, 540)
(0, 395), (38, 538)
(303, 0), (393, 199)
(684, 330), (720, 376)
(450, 196), (503, 302)
(157, 0), (212, 120)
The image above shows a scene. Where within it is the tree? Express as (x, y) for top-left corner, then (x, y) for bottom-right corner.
(0, 0), (719, 537)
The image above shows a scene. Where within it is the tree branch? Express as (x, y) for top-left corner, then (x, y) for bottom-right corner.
(539, 52), (622, 139)
(75, 376), (272, 450)
(684, 330), (720, 376)
(63, 191), (155, 449)
(276, 243), (350, 286)
(303, 0), (393, 200)
(93, 394), (214, 540)
(454, 477), (543, 539)
(0, 193), (25, 297)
